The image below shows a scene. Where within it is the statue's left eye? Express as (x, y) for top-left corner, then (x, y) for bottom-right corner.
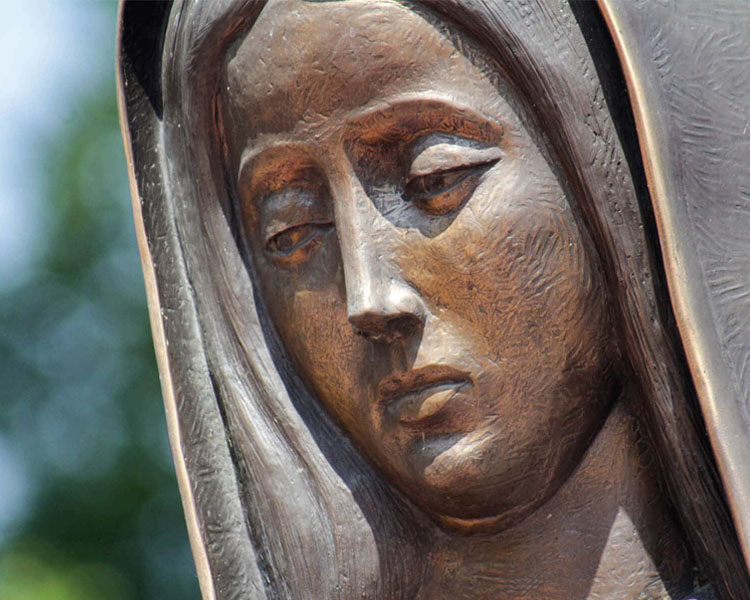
(405, 162), (496, 216)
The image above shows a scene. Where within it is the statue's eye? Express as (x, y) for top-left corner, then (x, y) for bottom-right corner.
(407, 168), (472, 198)
(405, 164), (494, 215)
(266, 221), (333, 264)
(405, 143), (502, 216)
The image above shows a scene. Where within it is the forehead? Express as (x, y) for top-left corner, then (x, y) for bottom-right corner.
(223, 0), (492, 142)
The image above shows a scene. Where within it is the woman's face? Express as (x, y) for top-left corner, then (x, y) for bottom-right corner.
(222, 0), (616, 525)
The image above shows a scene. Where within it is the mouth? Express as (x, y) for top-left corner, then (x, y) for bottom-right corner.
(377, 365), (472, 425)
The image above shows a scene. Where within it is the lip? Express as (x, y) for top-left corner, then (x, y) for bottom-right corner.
(378, 365), (472, 424)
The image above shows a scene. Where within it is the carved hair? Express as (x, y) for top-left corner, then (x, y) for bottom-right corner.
(137, 0), (750, 598)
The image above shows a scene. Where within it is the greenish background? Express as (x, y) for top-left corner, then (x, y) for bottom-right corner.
(0, 2), (200, 598)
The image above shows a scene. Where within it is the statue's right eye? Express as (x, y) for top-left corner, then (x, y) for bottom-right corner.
(255, 178), (333, 266)
(265, 221), (333, 264)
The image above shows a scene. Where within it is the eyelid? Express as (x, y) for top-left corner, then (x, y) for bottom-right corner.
(263, 216), (292, 244)
(264, 218), (332, 247)
(265, 221), (333, 253)
(258, 185), (333, 243)
(409, 144), (502, 178)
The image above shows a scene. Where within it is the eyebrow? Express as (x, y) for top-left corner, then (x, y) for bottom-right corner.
(238, 95), (505, 180)
(345, 95), (505, 145)
(239, 141), (312, 187)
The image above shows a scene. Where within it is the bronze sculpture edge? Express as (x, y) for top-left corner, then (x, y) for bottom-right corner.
(115, 3), (218, 598)
(597, 0), (750, 572)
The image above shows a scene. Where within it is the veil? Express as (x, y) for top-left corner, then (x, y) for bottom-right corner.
(598, 0), (750, 570)
(117, 1), (750, 598)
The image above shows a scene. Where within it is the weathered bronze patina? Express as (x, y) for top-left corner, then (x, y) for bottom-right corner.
(118, 1), (750, 598)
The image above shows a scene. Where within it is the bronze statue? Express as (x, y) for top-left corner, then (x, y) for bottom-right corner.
(117, 1), (750, 598)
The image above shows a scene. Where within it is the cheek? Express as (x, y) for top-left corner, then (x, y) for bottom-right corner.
(264, 272), (350, 393)
(256, 254), (384, 440)
(254, 230), (342, 352)
(399, 178), (602, 371)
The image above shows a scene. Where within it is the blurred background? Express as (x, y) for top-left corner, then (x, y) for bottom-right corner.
(0, 2), (200, 598)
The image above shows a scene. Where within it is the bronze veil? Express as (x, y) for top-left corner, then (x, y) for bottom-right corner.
(117, 1), (750, 598)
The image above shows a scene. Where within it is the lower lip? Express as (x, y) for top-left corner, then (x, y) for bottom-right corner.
(387, 381), (469, 424)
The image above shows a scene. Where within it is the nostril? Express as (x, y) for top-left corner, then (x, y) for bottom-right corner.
(349, 312), (422, 341)
(386, 314), (422, 337)
(348, 313), (388, 340)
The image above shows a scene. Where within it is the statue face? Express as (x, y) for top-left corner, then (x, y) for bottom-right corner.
(222, 0), (616, 525)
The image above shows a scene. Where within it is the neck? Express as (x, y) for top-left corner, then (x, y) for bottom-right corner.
(418, 389), (697, 600)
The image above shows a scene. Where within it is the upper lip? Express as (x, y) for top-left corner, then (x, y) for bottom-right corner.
(377, 364), (472, 402)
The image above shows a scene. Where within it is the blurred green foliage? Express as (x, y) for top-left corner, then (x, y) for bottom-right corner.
(0, 8), (200, 600)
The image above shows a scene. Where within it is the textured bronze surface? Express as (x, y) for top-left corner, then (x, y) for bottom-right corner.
(599, 0), (750, 573)
(118, 1), (750, 598)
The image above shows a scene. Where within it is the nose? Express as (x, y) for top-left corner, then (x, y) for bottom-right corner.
(332, 167), (425, 342)
(347, 281), (424, 341)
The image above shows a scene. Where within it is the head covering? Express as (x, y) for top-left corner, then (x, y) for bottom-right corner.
(598, 0), (750, 570)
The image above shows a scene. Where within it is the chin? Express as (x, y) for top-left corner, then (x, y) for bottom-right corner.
(406, 478), (548, 534)
(394, 432), (566, 532)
